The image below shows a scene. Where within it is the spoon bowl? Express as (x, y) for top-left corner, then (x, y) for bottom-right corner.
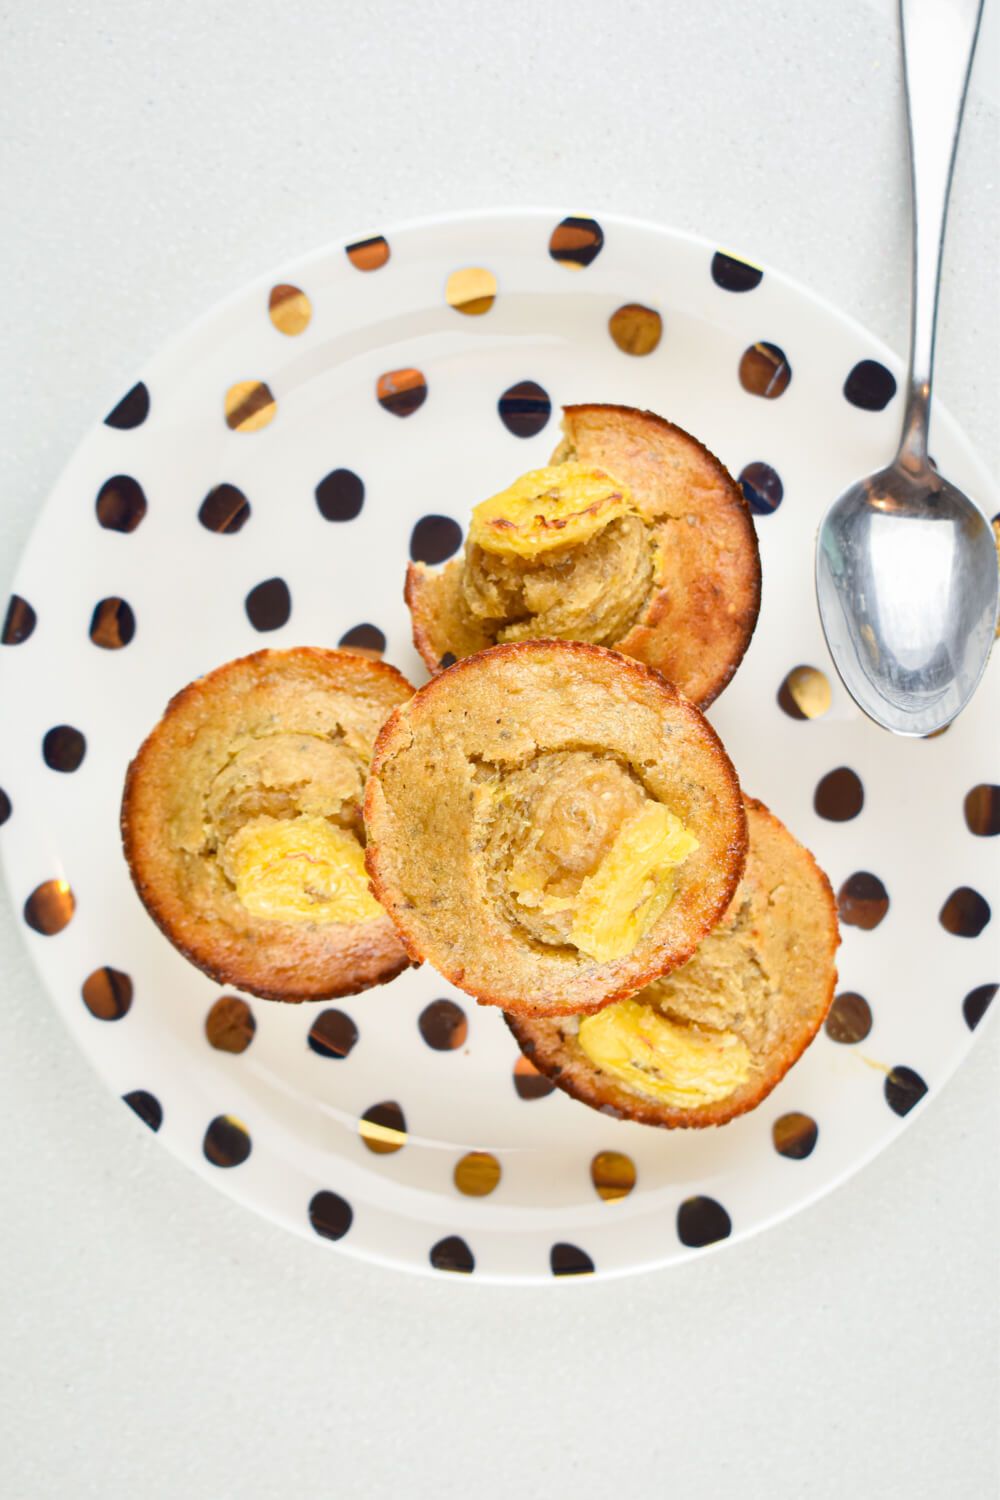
(816, 459), (997, 736)
(816, 0), (995, 736)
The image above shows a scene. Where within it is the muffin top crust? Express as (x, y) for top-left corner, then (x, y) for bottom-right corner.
(406, 404), (761, 708)
(507, 797), (840, 1126)
(122, 647), (413, 1002)
(365, 640), (747, 1015)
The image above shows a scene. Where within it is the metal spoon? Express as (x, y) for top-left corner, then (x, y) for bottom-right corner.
(816, 0), (997, 737)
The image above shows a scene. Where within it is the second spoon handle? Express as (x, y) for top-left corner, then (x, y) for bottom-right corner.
(896, 0), (984, 472)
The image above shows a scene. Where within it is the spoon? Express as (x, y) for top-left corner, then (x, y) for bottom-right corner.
(816, 0), (997, 737)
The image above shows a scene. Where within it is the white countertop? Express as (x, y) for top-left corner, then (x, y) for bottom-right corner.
(1, 2), (997, 1496)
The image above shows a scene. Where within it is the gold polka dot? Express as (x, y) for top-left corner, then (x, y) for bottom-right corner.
(778, 666), (832, 720)
(376, 368), (427, 418)
(772, 1112), (818, 1159)
(224, 381), (277, 433)
(359, 1100), (407, 1154)
(837, 872), (889, 930)
(24, 879), (75, 935)
(346, 235), (390, 272)
(739, 341), (792, 399)
(609, 304), (662, 356)
(268, 284), (312, 336)
(89, 597), (135, 650)
(965, 783), (1000, 836)
(549, 215), (604, 269)
(82, 966), (133, 1021)
(205, 995), (256, 1053)
(445, 267), (497, 316)
(454, 1151), (501, 1196)
(590, 1150), (636, 1201)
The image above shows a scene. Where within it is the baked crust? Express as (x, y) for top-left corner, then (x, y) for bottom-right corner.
(406, 404), (761, 707)
(364, 639), (747, 1016)
(506, 797), (839, 1127)
(121, 647), (413, 1002)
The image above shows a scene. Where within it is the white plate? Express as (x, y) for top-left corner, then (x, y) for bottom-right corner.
(1, 208), (997, 1283)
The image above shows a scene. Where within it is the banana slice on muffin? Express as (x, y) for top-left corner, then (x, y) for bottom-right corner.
(406, 404), (761, 708)
(364, 640), (747, 1016)
(122, 648), (414, 1002)
(506, 797), (839, 1127)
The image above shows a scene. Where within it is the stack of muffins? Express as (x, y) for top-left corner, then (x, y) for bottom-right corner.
(123, 404), (839, 1131)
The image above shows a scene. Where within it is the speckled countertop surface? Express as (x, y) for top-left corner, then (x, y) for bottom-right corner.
(1, 2), (997, 1496)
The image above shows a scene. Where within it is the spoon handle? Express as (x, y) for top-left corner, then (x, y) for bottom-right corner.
(897, 0), (984, 472)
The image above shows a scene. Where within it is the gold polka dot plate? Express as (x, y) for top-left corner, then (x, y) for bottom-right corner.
(1, 210), (997, 1282)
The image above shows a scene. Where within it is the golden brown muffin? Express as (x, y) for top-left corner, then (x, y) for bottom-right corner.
(364, 640), (747, 1016)
(406, 404), (761, 708)
(506, 797), (839, 1127)
(122, 648), (414, 1002)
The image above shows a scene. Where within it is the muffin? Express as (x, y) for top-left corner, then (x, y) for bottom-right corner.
(506, 797), (839, 1127)
(364, 640), (747, 1016)
(122, 648), (414, 1002)
(406, 403), (761, 708)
